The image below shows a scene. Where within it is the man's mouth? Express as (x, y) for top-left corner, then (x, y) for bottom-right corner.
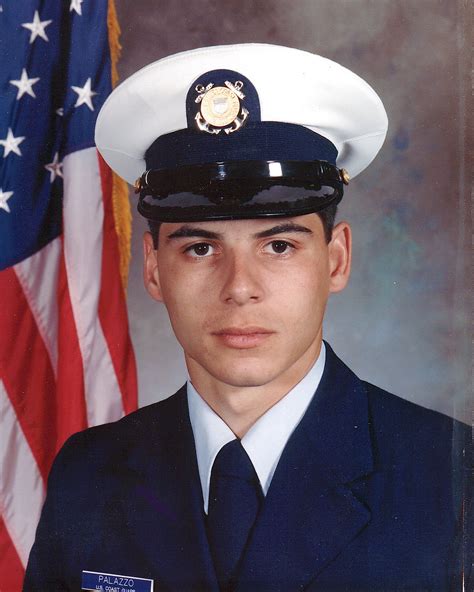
(211, 327), (274, 349)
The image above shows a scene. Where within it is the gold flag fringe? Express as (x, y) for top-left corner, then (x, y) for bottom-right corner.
(107, 0), (132, 294)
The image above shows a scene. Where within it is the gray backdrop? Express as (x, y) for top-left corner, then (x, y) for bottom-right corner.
(116, 0), (470, 423)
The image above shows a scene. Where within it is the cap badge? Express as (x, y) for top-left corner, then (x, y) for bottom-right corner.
(194, 81), (249, 135)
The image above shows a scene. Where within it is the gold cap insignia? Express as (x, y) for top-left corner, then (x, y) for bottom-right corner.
(195, 81), (249, 135)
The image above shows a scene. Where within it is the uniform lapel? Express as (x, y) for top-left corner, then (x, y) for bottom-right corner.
(115, 387), (219, 591)
(235, 343), (374, 591)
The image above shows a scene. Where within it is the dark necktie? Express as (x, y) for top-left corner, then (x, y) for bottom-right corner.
(206, 439), (263, 590)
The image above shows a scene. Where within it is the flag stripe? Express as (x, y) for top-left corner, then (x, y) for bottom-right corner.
(62, 149), (125, 426)
(13, 238), (61, 377)
(55, 246), (88, 443)
(0, 269), (57, 481)
(0, 517), (25, 591)
(0, 380), (45, 567)
(98, 154), (138, 415)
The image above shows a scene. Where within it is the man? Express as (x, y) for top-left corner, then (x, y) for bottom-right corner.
(24, 44), (470, 591)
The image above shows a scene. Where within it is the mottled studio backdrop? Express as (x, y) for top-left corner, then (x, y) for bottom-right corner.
(115, 0), (470, 422)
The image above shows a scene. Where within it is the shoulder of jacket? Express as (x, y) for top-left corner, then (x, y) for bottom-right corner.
(362, 380), (469, 455)
(52, 386), (187, 473)
(363, 380), (466, 426)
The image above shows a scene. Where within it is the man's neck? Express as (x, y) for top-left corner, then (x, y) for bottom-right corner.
(186, 341), (322, 438)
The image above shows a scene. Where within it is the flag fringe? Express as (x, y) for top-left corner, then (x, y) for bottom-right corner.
(107, 0), (122, 89)
(107, 0), (132, 293)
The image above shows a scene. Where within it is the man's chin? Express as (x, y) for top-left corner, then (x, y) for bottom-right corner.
(185, 351), (290, 389)
(210, 364), (281, 389)
(221, 377), (273, 389)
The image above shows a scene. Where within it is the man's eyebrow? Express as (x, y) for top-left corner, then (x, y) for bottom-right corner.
(253, 223), (313, 239)
(166, 225), (223, 241)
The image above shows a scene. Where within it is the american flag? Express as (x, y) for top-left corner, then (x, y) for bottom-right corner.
(0, 1), (138, 589)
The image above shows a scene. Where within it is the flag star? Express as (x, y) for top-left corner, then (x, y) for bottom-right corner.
(71, 78), (97, 111)
(55, 107), (64, 116)
(22, 10), (52, 44)
(70, 0), (83, 15)
(0, 188), (13, 213)
(0, 128), (25, 157)
(44, 152), (63, 182)
(10, 68), (40, 100)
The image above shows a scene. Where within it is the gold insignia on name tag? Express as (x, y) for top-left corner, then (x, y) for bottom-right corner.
(195, 81), (249, 135)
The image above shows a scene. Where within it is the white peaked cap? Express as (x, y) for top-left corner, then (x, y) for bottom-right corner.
(95, 43), (388, 185)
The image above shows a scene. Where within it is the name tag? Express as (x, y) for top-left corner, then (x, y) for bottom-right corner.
(82, 570), (154, 592)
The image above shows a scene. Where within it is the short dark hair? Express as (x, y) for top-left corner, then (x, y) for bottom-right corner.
(148, 219), (162, 250)
(148, 203), (338, 249)
(317, 203), (338, 243)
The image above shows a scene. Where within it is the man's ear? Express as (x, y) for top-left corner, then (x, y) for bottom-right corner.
(143, 231), (164, 302)
(328, 221), (352, 293)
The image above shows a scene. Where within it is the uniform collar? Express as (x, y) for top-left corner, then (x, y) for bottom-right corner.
(187, 342), (326, 513)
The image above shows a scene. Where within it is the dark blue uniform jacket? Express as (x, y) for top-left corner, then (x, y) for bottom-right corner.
(24, 343), (471, 591)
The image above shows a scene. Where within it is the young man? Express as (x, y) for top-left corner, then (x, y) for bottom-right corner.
(24, 44), (470, 592)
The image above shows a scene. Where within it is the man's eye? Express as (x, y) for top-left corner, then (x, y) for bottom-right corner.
(185, 242), (214, 257)
(264, 240), (293, 254)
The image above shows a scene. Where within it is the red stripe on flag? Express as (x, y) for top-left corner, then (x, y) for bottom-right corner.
(97, 154), (138, 414)
(0, 269), (56, 482)
(55, 245), (88, 445)
(0, 517), (24, 590)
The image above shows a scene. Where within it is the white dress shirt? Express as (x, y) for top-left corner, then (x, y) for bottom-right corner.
(187, 342), (326, 513)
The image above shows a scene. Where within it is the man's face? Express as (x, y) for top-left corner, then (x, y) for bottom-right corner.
(143, 214), (351, 391)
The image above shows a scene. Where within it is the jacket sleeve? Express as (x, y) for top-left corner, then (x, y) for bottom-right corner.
(23, 433), (84, 591)
(450, 422), (473, 592)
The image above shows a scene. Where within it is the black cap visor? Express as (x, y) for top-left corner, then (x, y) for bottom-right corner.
(137, 160), (344, 222)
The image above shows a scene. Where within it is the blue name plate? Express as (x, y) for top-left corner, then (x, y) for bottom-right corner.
(82, 570), (154, 592)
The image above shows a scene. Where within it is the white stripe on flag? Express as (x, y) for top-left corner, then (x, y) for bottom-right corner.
(0, 380), (45, 567)
(14, 238), (61, 377)
(62, 148), (124, 426)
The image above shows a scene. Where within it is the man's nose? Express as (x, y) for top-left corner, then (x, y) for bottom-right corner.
(220, 250), (264, 305)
